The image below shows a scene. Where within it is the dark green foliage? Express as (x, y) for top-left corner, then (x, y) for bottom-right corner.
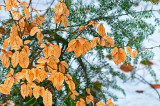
(0, 0), (160, 105)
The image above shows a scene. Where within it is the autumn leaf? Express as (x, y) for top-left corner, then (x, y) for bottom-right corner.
(86, 94), (94, 104)
(47, 58), (57, 73)
(120, 64), (134, 72)
(21, 83), (29, 98)
(91, 37), (100, 48)
(126, 46), (132, 54)
(97, 24), (105, 37)
(132, 50), (138, 58)
(5, 68), (14, 77)
(112, 47), (126, 65)
(30, 27), (39, 36)
(65, 74), (75, 91)
(34, 68), (48, 83)
(78, 25), (87, 32)
(22, 46), (30, 55)
(26, 69), (35, 83)
(43, 89), (52, 106)
(88, 21), (98, 27)
(62, 15), (68, 28)
(107, 98), (115, 106)
(19, 51), (29, 68)
(0, 84), (10, 94)
(24, 7), (30, 19)
(55, 72), (64, 90)
(11, 51), (19, 68)
(59, 61), (68, 73)
(86, 88), (91, 94)
(37, 31), (44, 42)
(3, 37), (10, 50)
(33, 86), (40, 99)
(96, 101), (106, 106)
(102, 36), (114, 47)
(6, 0), (17, 11)
(37, 57), (48, 64)
(14, 72), (25, 80)
(74, 41), (83, 58)
(70, 90), (79, 100)
(18, 1), (29, 7)
(66, 39), (77, 52)
(21, 83), (33, 99)
(76, 98), (86, 106)
(150, 84), (160, 89)
(1, 52), (10, 68)
(4, 77), (14, 88)
(12, 9), (21, 19)
(39, 86), (45, 97)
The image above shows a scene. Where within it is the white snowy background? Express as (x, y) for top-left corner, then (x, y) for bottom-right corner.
(0, 0), (160, 106)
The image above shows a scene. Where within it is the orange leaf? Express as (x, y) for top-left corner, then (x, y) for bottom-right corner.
(30, 27), (39, 36)
(86, 94), (94, 104)
(1, 52), (10, 68)
(112, 48), (126, 65)
(62, 15), (68, 28)
(107, 98), (114, 106)
(126, 46), (132, 54)
(24, 7), (30, 19)
(96, 101), (106, 106)
(88, 21), (98, 27)
(55, 72), (64, 90)
(18, 1), (29, 7)
(26, 69), (35, 83)
(132, 50), (138, 58)
(97, 24), (105, 37)
(21, 83), (30, 98)
(3, 37), (10, 50)
(6, 0), (12, 11)
(103, 36), (114, 47)
(37, 31), (44, 41)
(5, 68), (14, 77)
(86, 88), (91, 94)
(11, 51), (19, 68)
(43, 89), (52, 106)
(59, 61), (68, 73)
(74, 41), (83, 58)
(14, 72), (25, 80)
(91, 37), (100, 48)
(39, 86), (45, 97)
(0, 84), (10, 94)
(76, 98), (86, 106)
(4, 77), (14, 88)
(33, 86), (40, 99)
(65, 74), (75, 91)
(120, 64), (134, 72)
(66, 39), (77, 52)
(24, 40), (31, 44)
(19, 51), (29, 68)
(150, 84), (160, 89)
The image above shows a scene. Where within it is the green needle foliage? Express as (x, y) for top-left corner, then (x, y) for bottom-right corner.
(0, 0), (160, 105)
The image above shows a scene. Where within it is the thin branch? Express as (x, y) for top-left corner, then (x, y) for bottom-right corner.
(135, 74), (160, 100)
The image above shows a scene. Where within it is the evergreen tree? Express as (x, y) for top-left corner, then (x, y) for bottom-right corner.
(0, 0), (160, 105)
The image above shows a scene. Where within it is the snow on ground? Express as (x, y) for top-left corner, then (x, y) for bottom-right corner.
(114, 2), (160, 106)
(0, 0), (160, 106)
